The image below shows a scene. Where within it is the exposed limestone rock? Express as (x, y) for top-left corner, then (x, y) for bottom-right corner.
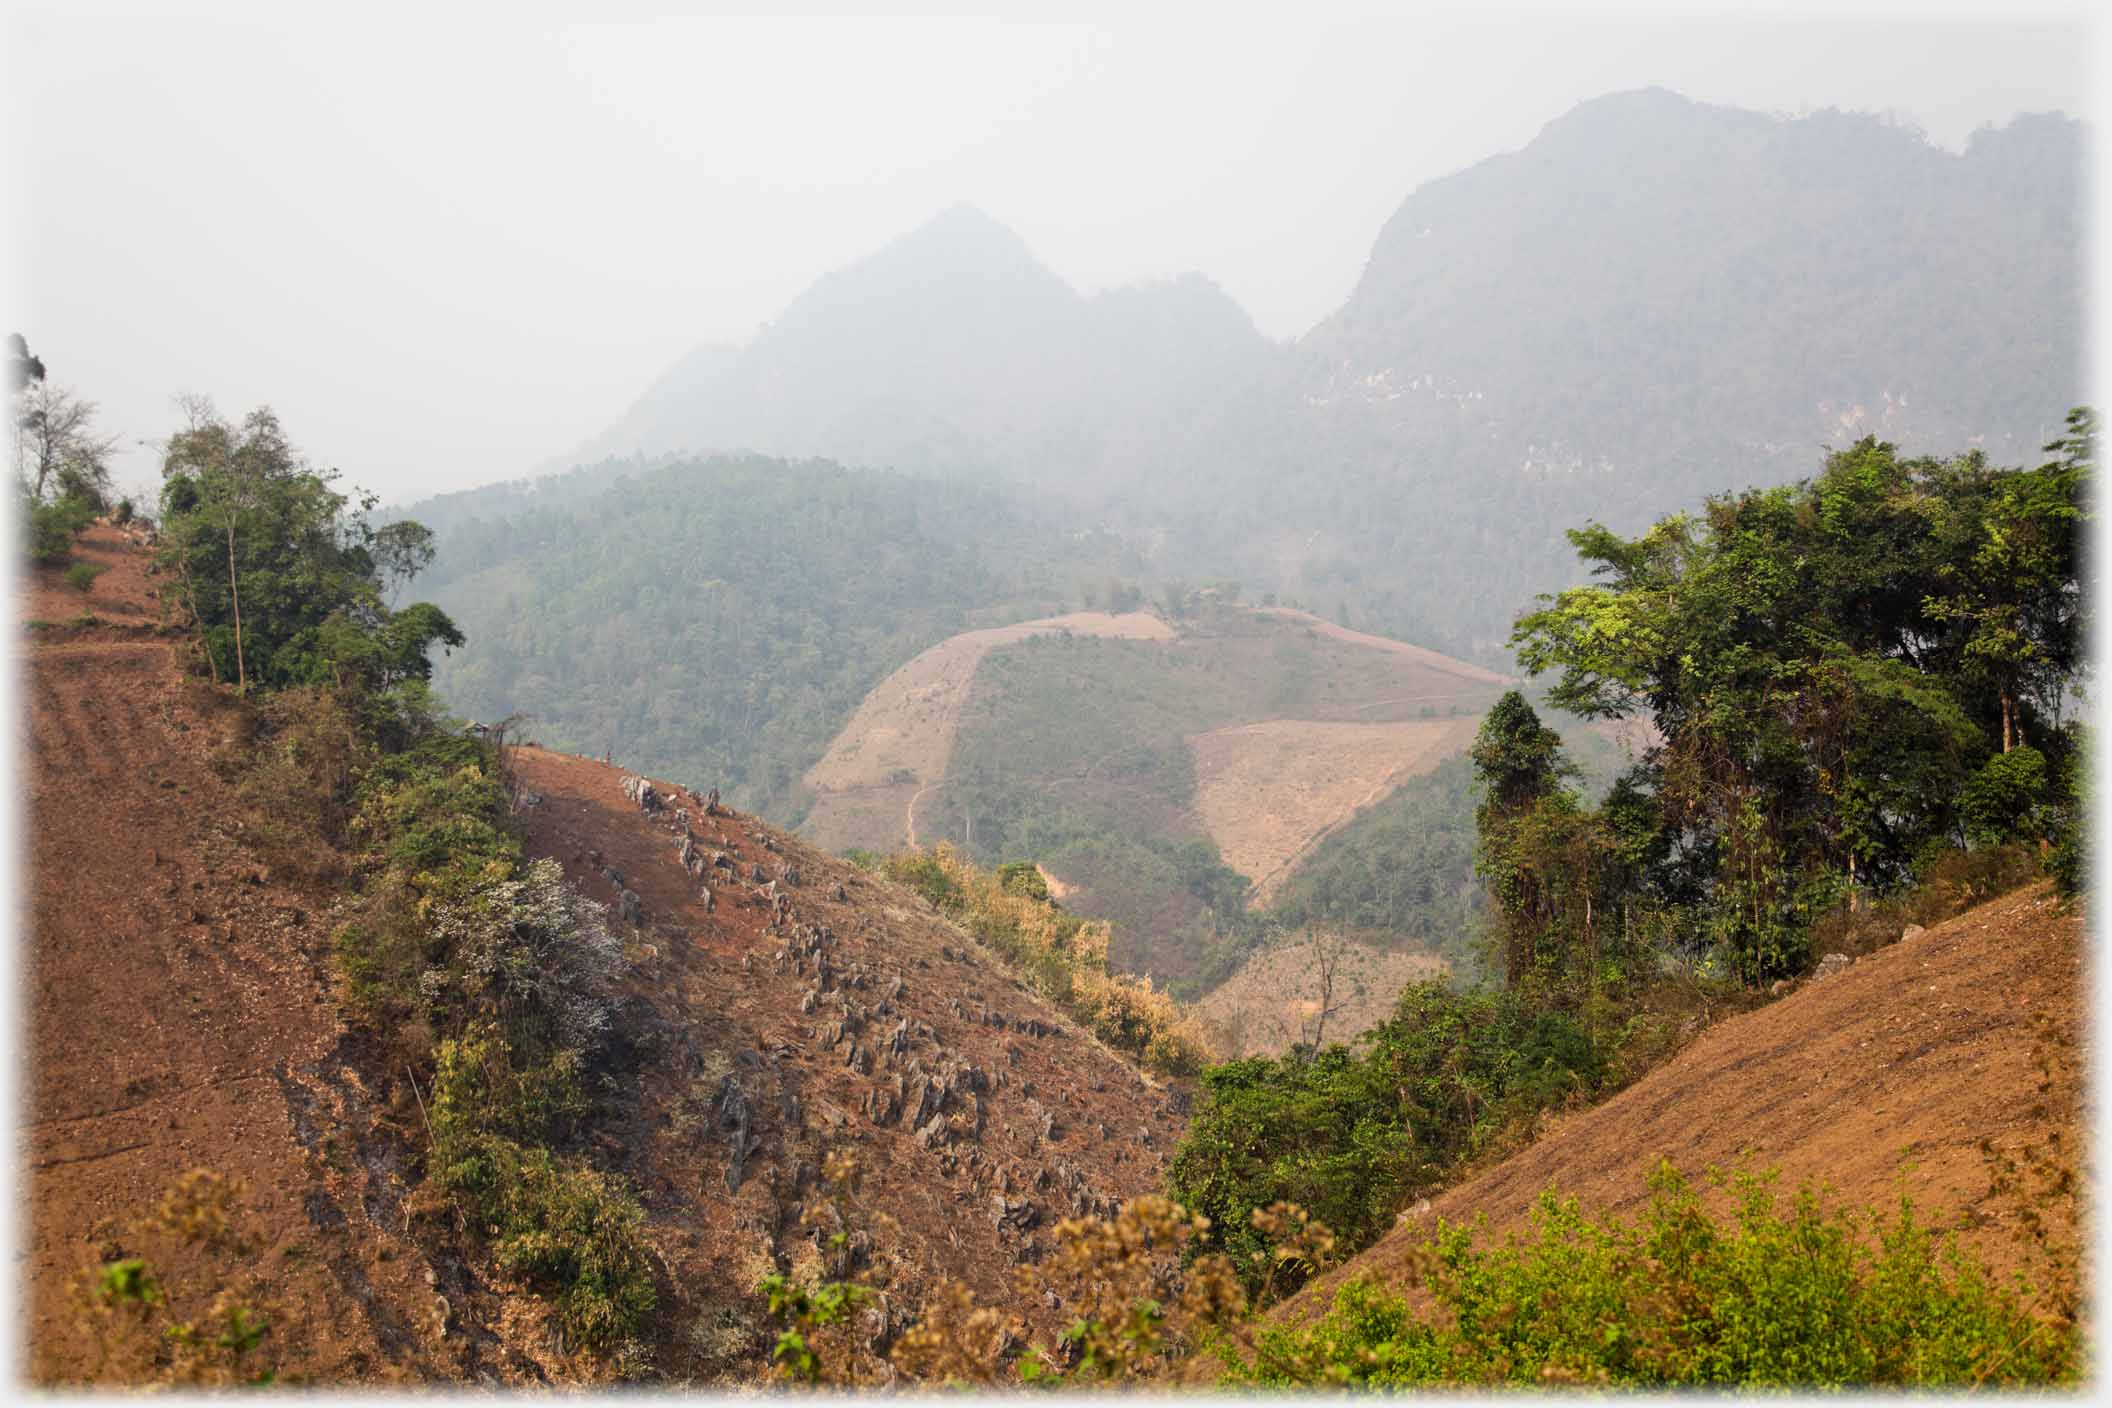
(1812, 953), (1855, 981)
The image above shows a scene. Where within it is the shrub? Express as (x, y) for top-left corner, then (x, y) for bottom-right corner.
(113, 497), (134, 525)
(1231, 1164), (2077, 1389)
(997, 859), (1049, 902)
(28, 495), (95, 565)
(73, 1172), (283, 1387)
(65, 560), (106, 593)
(426, 858), (626, 1055)
(1960, 746), (2049, 845)
(1168, 978), (1617, 1296)
(426, 1027), (656, 1353)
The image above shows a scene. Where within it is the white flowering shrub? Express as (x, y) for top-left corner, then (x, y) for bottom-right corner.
(427, 857), (627, 1054)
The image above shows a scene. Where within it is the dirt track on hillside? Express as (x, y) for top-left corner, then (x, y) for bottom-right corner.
(1286, 880), (2086, 1320)
(1253, 608), (1511, 687)
(804, 611), (1174, 797)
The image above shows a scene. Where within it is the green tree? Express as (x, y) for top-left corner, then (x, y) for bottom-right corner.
(1511, 426), (2087, 981)
(155, 398), (455, 696)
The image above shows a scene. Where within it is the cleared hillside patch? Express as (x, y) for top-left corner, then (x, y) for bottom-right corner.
(1189, 715), (1481, 906)
(803, 610), (1173, 796)
(1193, 935), (1448, 1059)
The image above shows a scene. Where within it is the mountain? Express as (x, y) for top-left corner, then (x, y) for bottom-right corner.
(533, 90), (2080, 659)
(1293, 90), (2084, 606)
(574, 204), (1286, 500)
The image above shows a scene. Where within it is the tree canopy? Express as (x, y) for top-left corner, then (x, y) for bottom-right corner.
(155, 399), (457, 695)
(1507, 413), (2091, 979)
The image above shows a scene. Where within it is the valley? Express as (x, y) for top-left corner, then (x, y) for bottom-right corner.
(14, 54), (2091, 1390)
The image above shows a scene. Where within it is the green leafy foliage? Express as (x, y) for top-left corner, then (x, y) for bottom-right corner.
(27, 494), (96, 565)
(1510, 419), (2091, 978)
(153, 400), (457, 695)
(1167, 978), (1615, 1296)
(1230, 1165), (2077, 1388)
(426, 1027), (655, 1352)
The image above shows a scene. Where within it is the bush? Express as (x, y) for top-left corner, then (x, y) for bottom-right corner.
(426, 859), (625, 1055)
(1231, 1164), (2077, 1388)
(425, 1026), (656, 1353)
(113, 497), (134, 525)
(28, 495), (95, 565)
(65, 560), (106, 594)
(1168, 978), (1615, 1296)
(1961, 747), (2049, 845)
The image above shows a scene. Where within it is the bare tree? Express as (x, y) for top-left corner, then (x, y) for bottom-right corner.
(15, 379), (120, 505)
(1297, 926), (1353, 1056)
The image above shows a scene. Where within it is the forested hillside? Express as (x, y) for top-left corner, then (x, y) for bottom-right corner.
(421, 454), (1133, 818)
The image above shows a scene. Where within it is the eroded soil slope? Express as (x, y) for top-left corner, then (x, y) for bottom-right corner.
(22, 525), (1192, 1386)
(1288, 881), (2085, 1317)
(507, 746), (1190, 1377)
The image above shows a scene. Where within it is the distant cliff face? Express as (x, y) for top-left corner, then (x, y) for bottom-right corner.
(1301, 88), (2083, 479)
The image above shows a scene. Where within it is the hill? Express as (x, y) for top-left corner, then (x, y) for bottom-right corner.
(24, 522), (461, 1381)
(1284, 879), (2084, 1322)
(23, 525), (1191, 1386)
(803, 599), (1510, 990)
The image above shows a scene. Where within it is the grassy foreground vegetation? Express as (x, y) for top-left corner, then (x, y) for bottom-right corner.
(764, 1151), (2080, 1389)
(1232, 1164), (2078, 1388)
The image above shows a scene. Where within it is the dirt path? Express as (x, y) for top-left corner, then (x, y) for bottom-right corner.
(1253, 607), (1511, 687)
(802, 610), (1175, 855)
(805, 610), (1174, 798)
(1286, 880), (2085, 1319)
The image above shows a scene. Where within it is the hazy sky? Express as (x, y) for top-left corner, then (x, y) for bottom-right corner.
(2, 2), (2100, 506)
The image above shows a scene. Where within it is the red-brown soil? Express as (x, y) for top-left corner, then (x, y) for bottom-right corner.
(22, 527), (461, 1383)
(22, 525), (1190, 1386)
(1285, 881), (2086, 1319)
(506, 745), (1189, 1380)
